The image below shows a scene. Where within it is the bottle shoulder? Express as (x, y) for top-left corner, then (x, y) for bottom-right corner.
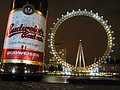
(11, 0), (48, 17)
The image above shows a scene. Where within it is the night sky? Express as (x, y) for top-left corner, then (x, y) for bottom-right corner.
(0, 0), (120, 66)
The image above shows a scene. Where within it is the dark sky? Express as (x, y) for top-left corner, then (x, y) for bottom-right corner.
(0, 0), (120, 66)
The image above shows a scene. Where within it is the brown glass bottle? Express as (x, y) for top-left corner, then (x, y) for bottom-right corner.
(0, 0), (48, 81)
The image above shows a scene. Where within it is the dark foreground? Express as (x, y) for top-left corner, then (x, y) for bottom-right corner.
(0, 75), (120, 90)
(0, 80), (120, 90)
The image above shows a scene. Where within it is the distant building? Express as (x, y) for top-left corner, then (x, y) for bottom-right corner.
(99, 58), (120, 73)
(49, 43), (67, 65)
(54, 43), (67, 62)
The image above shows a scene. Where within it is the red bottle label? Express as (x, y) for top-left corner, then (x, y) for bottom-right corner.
(2, 4), (46, 66)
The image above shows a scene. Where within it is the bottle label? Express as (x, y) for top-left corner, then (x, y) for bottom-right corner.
(2, 4), (46, 66)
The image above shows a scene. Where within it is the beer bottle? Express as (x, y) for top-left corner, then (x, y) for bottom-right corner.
(0, 0), (48, 81)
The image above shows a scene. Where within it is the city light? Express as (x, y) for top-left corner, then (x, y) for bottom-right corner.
(48, 9), (114, 72)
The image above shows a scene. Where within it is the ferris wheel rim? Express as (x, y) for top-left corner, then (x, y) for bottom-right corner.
(48, 9), (114, 71)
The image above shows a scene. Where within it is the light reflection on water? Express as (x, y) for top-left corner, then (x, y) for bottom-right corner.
(41, 75), (70, 83)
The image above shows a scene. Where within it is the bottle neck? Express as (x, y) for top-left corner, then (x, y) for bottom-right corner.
(12, 0), (48, 17)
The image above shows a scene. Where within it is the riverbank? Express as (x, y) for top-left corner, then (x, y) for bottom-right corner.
(0, 79), (120, 90)
(0, 75), (120, 90)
